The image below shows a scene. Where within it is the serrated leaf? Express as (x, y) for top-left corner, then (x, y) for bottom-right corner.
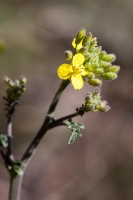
(68, 130), (82, 145)
(66, 120), (84, 144)
(76, 122), (85, 129)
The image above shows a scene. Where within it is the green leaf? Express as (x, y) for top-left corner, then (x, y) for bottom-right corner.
(66, 120), (84, 144)
(13, 165), (24, 176)
(76, 122), (85, 129)
(0, 134), (8, 148)
(68, 129), (82, 145)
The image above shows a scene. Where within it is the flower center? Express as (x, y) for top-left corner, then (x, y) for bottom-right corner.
(73, 65), (85, 75)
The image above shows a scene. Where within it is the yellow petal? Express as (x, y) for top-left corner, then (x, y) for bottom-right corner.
(72, 38), (76, 48)
(72, 53), (85, 68)
(72, 38), (83, 51)
(57, 64), (73, 80)
(76, 40), (83, 51)
(71, 74), (83, 89)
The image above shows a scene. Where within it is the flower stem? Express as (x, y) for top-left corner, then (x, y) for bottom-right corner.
(21, 80), (70, 163)
(7, 118), (14, 162)
(49, 112), (79, 129)
(9, 173), (23, 200)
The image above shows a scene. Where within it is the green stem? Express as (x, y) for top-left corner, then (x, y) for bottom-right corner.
(22, 80), (70, 163)
(49, 112), (79, 129)
(9, 173), (23, 200)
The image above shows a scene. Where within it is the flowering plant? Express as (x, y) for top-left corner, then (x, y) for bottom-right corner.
(0, 29), (120, 200)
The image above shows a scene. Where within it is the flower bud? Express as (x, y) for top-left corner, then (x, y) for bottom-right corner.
(75, 28), (86, 45)
(86, 72), (95, 79)
(5, 77), (14, 87)
(93, 87), (101, 96)
(96, 101), (110, 112)
(85, 92), (92, 101)
(78, 47), (88, 54)
(88, 78), (102, 86)
(102, 54), (116, 62)
(99, 51), (107, 60)
(84, 103), (95, 112)
(102, 72), (117, 80)
(20, 77), (27, 84)
(64, 50), (73, 61)
(89, 38), (97, 49)
(105, 65), (120, 73)
(95, 46), (102, 54)
(94, 68), (104, 76)
(82, 33), (92, 46)
(15, 80), (20, 86)
(100, 61), (111, 69)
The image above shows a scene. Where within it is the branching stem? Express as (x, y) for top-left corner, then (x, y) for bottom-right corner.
(21, 80), (70, 163)
(49, 112), (80, 129)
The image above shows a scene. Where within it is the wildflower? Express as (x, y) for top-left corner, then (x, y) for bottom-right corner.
(57, 53), (88, 89)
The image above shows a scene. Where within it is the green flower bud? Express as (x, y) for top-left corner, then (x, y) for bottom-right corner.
(82, 33), (92, 46)
(20, 77), (27, 84)
(100, 61), (111, 69)
(102, 54), (116, 62)
(94, 68), (104, 76)
(105, 65), (120, 73)
(93, 87), (101, 97)
(102, 72), (117, 80)
(95, 46), (102, 54)
(88, 65), (98, 72)
(15, 80), (20, 86)
(84, 103), (95, 112)
(75, 28), (86, 45)
(92, 92), (101, 102)
(78, 47), (88, 54)
(5, 77), (27, 101)
(89, 38), (97, 49)
(95, 101), (110, 112)
(99, 51), (107, 60)
(64, 50), (73, 61)
(88, 78), (102, 86)
(84, 62), (90, 69)
(85, 92), (92, 101)
(5, 77), (14, 87)
(86, 72), (95, 79)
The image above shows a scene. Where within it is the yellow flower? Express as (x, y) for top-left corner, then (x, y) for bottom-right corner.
(72, 38), (83, 51)
(57, 53), (88, 90)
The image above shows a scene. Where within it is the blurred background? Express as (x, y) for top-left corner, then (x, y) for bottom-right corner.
(0, 0), (133, 199)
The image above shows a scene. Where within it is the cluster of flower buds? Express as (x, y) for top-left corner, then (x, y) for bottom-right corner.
(64, 28), (120, 88)
(4, 77), (27, 102)
(3, 77), (27, 117)
(84, 88), (110, 112)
